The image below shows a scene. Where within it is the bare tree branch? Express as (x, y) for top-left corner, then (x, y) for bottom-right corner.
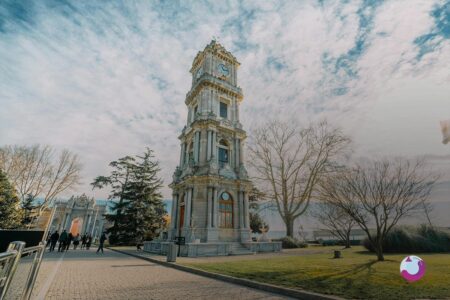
(318, 158), (438, 261)
(248, 120), (351, 237)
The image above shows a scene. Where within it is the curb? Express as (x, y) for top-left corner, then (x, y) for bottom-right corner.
(107, 247), (344, 300)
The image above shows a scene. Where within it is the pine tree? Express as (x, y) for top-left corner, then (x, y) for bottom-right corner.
(0, 168), (23, 229)
(121, 149), (165, 244)
(21, 194), (36, 227)
(92, 148), (166, 245)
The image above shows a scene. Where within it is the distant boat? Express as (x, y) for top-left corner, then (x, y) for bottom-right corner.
(440, 120), (450, 144)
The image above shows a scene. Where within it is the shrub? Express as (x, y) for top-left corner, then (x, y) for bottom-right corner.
(278, 236), (308, 249)
(363, 225), (450, 253)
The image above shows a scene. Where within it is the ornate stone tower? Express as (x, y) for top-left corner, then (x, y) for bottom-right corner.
(169, 40), (252, 245)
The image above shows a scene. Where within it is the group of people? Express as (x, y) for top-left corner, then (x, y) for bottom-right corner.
(47, 230), (107, 253)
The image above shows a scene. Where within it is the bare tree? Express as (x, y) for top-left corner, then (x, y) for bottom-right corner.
(318, 158), (437, 261)
(310, 201), (356, 248)
(248, 120), (350, 237)
(0, 145), (82, 223)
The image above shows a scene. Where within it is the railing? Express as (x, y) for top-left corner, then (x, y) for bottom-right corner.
(0, 241), (45, 300)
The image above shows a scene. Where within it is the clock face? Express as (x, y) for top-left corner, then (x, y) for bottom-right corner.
(221, 192), (230, 201)
(218, 63), (230, 77)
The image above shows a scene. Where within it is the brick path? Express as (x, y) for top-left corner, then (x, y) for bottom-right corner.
(27, 247), (291, 300)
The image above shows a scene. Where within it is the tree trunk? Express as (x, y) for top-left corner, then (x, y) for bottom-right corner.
(285, 217), (294, 237)
(345, 231), (351, 248)
(345, 239), (351, 248)
(376, 243), (384, 261)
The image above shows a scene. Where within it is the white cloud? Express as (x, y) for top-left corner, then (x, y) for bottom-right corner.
(0, 0), (449, 200)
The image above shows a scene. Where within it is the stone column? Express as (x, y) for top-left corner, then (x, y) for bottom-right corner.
(235, 138), (240, 168)
(60, 212), (67, 231)
(170, 194), (178, 230)
(244, 191), (250, 229)
(207, 130), (212, 160)
(239, 140), (244, 164)
(207, 187), (212, 228)
(213, 187), (219, 228)
(193, 132), (199, 163)
(212, 131), (217, 163)
(185, 142), (189, 165)
(85, 214), (92, 234)
(179, 143), (185, 167)
(233, 98), (238, 122)
(207, 186), (219, 242)
(239, 191), (244, 229)
(184, 187), (192, 229)
(82, 205), (91, 232)
(187, 107), (192, 125)
(233, 191), (239, 229)
(199, 130), (205, 163)
(64, 211), (71, 231)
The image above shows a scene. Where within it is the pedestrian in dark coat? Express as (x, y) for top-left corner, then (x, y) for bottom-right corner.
(86, 235), (92, 250)
(49, 231), (59, 252)
(96, 232), (107, 254)
(81, 234), (87, 249)
(58, 230), (68, 252)
(65, 232), (73, 251)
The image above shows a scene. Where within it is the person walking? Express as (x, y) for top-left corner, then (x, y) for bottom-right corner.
(58, 230), (68, 252)
(73, 234), (80, 250)
(49, 231), (59, 252)
(65, 232), (73, 251)
(96, 232), (107, 254)
(81, 234), (87, 249)
(86, 235), (92, 250)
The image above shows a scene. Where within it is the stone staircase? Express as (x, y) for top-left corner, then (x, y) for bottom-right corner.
(229, 243), (255, 256)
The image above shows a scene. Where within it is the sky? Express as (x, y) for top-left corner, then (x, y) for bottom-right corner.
(1, 0), (449, 210)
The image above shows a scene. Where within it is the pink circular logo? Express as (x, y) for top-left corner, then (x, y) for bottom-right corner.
(400, 256), (426, 282)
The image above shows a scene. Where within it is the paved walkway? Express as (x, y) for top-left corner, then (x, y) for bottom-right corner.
(28, 247), (291, 300)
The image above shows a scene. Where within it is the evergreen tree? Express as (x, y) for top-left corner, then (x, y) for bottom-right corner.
(92, 148), (166, 245)
(0, 168), (22, 229)
(92, 155), (135, 244)
(21, 194), (36, 227)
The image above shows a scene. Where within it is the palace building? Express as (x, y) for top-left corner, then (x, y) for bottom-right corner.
(145, 40), (281, 256)
(48, 194), (107, 241)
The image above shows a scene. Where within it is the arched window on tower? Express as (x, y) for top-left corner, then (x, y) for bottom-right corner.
(218, 139), (229, 168)
(219, 192), (233, 228)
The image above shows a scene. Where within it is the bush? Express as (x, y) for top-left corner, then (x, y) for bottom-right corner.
(363, 225), (450, 253)
(278, 236), (308, 249)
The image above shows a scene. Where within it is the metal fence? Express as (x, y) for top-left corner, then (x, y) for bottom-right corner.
(0, 241), (45, 300)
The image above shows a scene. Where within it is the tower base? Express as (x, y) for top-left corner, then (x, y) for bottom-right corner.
(143, 240), (282, 257)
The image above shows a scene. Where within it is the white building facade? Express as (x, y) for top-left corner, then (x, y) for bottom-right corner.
(49, 194), (107, 240)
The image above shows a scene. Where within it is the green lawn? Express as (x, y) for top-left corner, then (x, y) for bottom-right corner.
(183, 247), (450, 299)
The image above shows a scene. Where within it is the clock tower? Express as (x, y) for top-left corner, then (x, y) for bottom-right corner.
(169, 40), (252, 248)
(146, 41), (281, 256)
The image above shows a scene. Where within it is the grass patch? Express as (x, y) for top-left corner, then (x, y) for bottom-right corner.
(183, 246), (450, 299)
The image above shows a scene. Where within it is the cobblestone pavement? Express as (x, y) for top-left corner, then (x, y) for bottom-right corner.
(25, 247), (291, 300)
